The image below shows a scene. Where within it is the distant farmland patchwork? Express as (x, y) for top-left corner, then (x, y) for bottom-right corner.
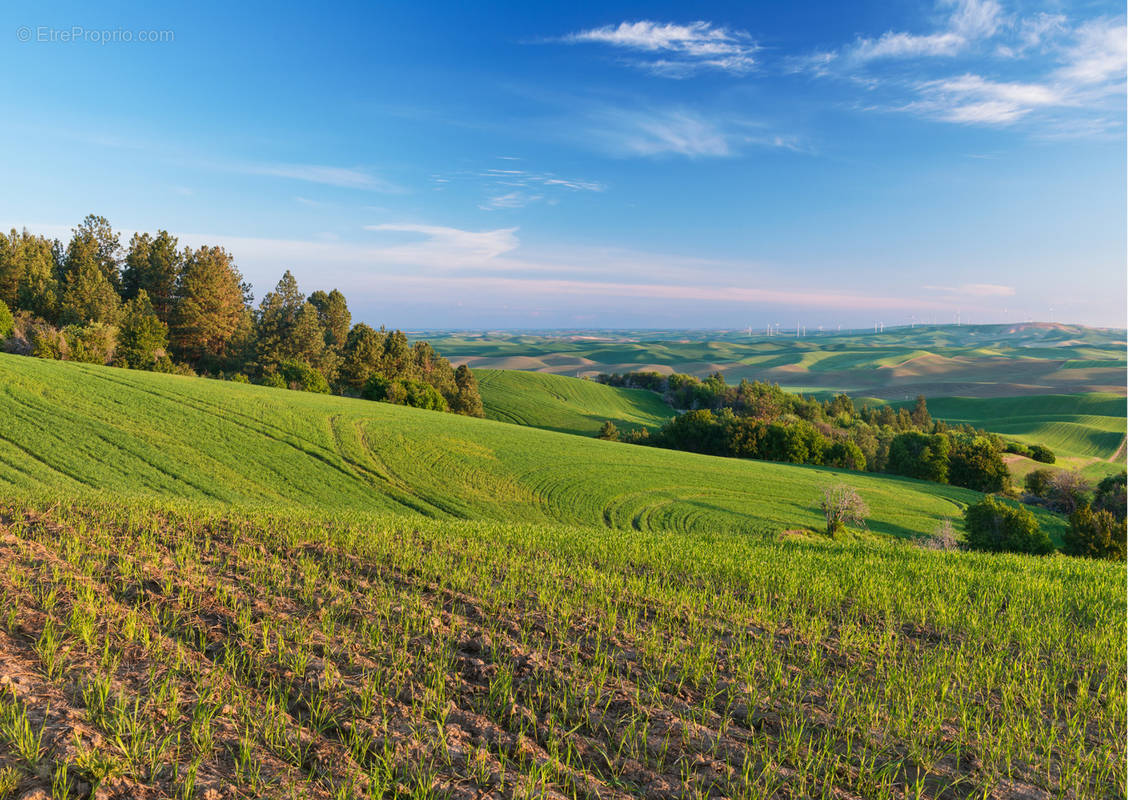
(426, 323), (1127, 399)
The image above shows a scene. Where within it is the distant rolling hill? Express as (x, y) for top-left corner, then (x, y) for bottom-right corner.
(424, 323), (1127, 399)
(913, 394), (1127, 480)
(0, 353), (1063, 540)
(474, 368), (674, 436)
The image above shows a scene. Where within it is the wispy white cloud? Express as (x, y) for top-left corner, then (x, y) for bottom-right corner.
(157, 225), (1007, 316)
(362, 223), (519, 264)
(434, 165), (605, 211)
(558, 20), (758, 76)
(579, 107), (808, 158)
(592, 108), (733, 157)
(793, 2), (1125, 135)
(900, 17), (1126, 128)
(925, 283), (1016, 297)
(906, 74), (1062, 124)
(478, 191), (544, 210)
(477, 168), (606, 193)
(996, 12), (1066, 58)
(232, 161), (399, 191)
(849, 0), (1003, 62)
(1055, 17), (1127, 87)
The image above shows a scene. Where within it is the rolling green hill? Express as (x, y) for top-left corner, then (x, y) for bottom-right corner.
(475, 368), (674, 436)
(0, 353), (1060, 540)
(920, 394), (1126, 460)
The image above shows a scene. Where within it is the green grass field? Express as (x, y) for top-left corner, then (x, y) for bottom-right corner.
(0, 353), (1122, 799)
(475, 368), (674, 436)
(0, 353), (1031, 541)
(0, 489), (1122, 799)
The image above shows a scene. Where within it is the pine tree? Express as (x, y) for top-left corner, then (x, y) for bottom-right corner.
(339, 323), (386, 392)
(59, 257), (121, 325)
(291, 302), (326, 366)
(68, 214), (122, 292)
(0, 229), (60, 321)
(123, 230), (182, 323)
(308, 289), (351, 351)
(910, 395), (932, 429)
(381, 330), (411, 378)
(256, 270), (306, 369)
(171, 246), (249, 365)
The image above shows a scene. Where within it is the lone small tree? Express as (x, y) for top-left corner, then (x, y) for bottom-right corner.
(1023, 468), (1054, 498)
(819, 485), (868, 536)
(1048, 470), (1092, 514)
(597, 420), (620, 441)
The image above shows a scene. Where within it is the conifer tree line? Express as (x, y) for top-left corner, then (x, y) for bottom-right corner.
(0, 215), (484, 416)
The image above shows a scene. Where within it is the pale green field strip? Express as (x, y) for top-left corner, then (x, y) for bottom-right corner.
(0, 354), (1067, 541)
(474, 368), (674, 436)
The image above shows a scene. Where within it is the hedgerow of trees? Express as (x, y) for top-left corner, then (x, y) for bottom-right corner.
(0, 217), (483, 416)
(596, 371), (1032, 493)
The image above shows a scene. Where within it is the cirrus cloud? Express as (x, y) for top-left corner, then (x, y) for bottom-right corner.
(558, 20), (758, 77)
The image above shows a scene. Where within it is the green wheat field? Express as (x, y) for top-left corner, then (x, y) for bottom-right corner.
(0, 351), (1123, 799)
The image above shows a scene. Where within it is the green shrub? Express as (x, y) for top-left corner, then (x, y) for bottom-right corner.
(1062, 504), (1126, 560)
(948, 435), (1009, 493)
(1023, 468), (1054, 498)
(1094, 472), (1126, 521)
(887, 432), (950, 483)
(278, 360), (330, 393)
(597, 421), (620, 441)
(64, 323), (118, 365)
(1004, 441), (1032, 457)
(259, 371), (287, 389)
(400, 380), (448, 411)
(825, 441), (866, 471)
(115, 290), (168, 370)
(963, 495), (1052, 555)
(0, 300), (13, 341)
(1029, 444), (1055, 464)
(362, 375), (448, 411)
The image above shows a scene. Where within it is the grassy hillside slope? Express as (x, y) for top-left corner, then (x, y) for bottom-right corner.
(921, 394), (1126, 459)
(475, 368), (674, 436)
(0, 354), (1061, 540)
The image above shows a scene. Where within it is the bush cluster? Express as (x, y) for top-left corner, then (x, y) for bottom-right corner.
(599, 372), (1033, 492)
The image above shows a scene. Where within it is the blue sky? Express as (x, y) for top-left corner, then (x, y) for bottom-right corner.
(0, 0), (1124, 329)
